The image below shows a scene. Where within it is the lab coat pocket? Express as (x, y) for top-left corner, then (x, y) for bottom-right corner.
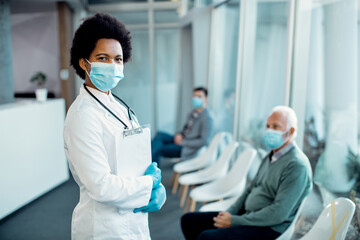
(120, 211), (150, 239)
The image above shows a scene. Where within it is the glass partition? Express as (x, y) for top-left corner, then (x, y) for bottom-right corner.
(154, 10), (178, 23)
(155, 28), (179, 133)
(89, 0), (147, 3)
(294, 0), (358, 193)
(208, 1), (240, 134)
(112, 11), (148, 25)
(237, 0), (289, 149)
(110, 4), (180, 134)
(112, 30), (154, 130)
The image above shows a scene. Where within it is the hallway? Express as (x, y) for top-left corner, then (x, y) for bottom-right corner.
(0, 160), (185, 240)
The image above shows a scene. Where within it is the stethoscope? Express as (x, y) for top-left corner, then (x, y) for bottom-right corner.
(83, 83), (138, 130)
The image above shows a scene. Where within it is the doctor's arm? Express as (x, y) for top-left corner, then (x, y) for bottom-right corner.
(64, 110), (152, 210)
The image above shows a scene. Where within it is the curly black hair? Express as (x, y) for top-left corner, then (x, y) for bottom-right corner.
(70, 13), (132, 79)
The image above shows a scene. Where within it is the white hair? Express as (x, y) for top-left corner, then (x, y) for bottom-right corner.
(270, 106), (298, 137)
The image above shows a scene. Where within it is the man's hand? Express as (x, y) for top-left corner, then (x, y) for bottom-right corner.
(173, 134), (184, 145)
(213, 212), (232, 228)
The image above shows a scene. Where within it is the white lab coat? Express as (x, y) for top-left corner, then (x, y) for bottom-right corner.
(64, 85), (153, 240)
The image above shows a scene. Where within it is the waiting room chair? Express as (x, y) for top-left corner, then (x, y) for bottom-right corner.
(189, 148), (256, 205)
(199, 196), (240, 212)
(166, 146), (207, 173)
(300, 197), (355, 240)
(171, 132), (232, 195)
(276, 196), (308, 240)
(179, 142), (239, 211)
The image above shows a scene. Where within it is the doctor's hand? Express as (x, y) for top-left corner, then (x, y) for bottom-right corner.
(133, 183), (166, 213)
(145, 162), (162, 188)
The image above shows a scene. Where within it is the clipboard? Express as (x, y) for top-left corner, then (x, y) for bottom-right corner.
(115, 126), (152, 177)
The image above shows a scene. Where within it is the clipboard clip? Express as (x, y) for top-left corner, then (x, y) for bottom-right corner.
(123, 127), (143, 138)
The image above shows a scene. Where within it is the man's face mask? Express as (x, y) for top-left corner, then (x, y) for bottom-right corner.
(192, 97), (203, 109)
(263, 129), (289, 150)
(85, 59), (124, 92)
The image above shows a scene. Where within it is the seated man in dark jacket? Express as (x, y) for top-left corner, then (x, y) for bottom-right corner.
(151, 87), (214, 167)
(181, 106), (313, 240)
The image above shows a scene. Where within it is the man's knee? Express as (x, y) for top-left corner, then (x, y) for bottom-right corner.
(198, 230), (218, 240)
(181, 212), (195, 228)
(152, 133), (162, 145)
(154, 131), (170, 140)
(182, 212), (206, 232)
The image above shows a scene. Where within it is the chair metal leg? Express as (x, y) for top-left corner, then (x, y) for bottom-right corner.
(180, 185), (189, 207)
(172, 172), (180, 194)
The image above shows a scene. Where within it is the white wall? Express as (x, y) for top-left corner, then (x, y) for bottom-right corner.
(11, 3), (60, 96)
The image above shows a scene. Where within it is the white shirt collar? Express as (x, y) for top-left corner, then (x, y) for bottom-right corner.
(270, 141), (295, 163)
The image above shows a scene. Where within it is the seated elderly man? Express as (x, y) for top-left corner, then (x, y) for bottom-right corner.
(181, 106), (313, 240)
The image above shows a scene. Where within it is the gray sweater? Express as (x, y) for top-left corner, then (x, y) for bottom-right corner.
(180, 108), (214, 160)
(227, 144), (313, 233)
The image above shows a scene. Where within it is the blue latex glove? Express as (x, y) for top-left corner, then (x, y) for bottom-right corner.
(145, 162), (161, 188)
(133, 183), (166, 213)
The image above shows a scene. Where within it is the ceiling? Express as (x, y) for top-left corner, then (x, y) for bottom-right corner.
(10, 0), (180, 14)
(10, 0), (86, 13)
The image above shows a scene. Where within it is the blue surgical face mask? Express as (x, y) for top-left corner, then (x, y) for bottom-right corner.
(192, 97), (203, 109)
(263, 129), (288, 150)
(85, 59), (124, 92)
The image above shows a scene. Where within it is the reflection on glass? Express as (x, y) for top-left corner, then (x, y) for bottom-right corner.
(112, 11), (148, 25)
(210, 2), (240, 135)
(155, 29), (179, 133)
(188, 0), (195, 10)
(187, 0), (240, 11)
(89, 0), (147, 3)
(302, 0), (358, 195)
(154, 10), (179, 24)
(240, 1), (288, 149)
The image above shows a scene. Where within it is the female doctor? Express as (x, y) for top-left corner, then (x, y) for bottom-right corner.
(64, 13), (166, 240)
